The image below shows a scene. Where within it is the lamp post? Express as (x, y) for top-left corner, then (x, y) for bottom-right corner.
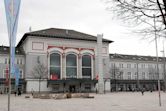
(161, 40), (166, 92)
(154, 14), (161, 106)
(136, 61), (140, 91)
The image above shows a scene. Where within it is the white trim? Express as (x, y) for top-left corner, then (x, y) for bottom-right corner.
(64, 48), (79, 54)
(80, 49), (94, 55)
(48, 47), (63, 53)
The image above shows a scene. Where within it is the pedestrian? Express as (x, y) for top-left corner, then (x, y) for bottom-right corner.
(17, 88), (21, 96)
(31, 88), (34, 96)
(141, 88), (144, 95)
(14, 90), (17, 96)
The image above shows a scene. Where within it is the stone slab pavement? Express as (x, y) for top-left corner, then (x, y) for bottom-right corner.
(0, 91), (166, 111)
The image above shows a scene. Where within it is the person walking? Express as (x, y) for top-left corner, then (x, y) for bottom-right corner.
(141, 88), (144, 95)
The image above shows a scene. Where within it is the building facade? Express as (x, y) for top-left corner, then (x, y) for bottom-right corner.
(0, 46), (26, 93)
(109, 53), (166, 92)
(0, 28), (112, 93)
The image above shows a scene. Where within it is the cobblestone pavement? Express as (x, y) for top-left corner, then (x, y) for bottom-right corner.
(0, 91), (166, 111)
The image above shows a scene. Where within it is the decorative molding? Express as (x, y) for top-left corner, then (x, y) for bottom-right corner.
(32, 42), (44, 51)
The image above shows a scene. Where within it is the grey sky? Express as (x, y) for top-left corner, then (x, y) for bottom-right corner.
(0, 0), (164, 56)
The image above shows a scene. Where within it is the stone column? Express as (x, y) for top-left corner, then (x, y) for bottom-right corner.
(62, 53), (66, 79)
(78, 54), (82, 78)
(97, 34), (104, 94)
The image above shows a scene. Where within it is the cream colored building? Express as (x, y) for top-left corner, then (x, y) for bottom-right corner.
(0, 28), (112, 93)
(109, 53), (166, 91)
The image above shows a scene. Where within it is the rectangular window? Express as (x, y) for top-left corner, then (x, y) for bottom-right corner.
(141, 64), (145, 68)
(149, 73), (152, 79)
(119, 72), (123, 79)
(127, 72), (131, 79)
(134, 64), (137, 68)
(142, 72), (145, 79)
(17, 59), (19, 64)
(19, 69), (23, 78)
(3, 68), (10, 78)
(5, 58), (7, 64)
(20, 59), (23, 64)
(127, 64), (131, 68)
(111, 63), (115, 68)
(119, 63), (123, 68)
(134, 72), (138, 79)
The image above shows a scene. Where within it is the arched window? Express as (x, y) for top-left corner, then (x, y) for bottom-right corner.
(66, 54), (77, 78)
(82, 55), (91, 79)
(50, 53), (61, 79)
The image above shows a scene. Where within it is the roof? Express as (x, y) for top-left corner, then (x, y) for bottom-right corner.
(17, 28), (113, 47)
(0, 45), (25, 55)
(110, 53), (165, 62)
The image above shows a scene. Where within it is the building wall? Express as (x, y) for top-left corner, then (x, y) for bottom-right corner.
(109, 59), (164, 80)
(0, 54), (25, 78)
(19, 36), (110, 92)
(108, 54), (166, 91)
(26, 79), (51, 93)
(22, 36), (109, 79)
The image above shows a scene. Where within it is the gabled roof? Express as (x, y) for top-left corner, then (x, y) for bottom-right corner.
(0, 45), (25, 55)
(17, 28), (113, 47)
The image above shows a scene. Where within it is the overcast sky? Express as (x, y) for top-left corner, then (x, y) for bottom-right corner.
(0, 0), (165, 56)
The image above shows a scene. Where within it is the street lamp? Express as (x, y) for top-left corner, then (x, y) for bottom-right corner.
(154, 14), (161, 106)
(161, 40), (166, 92)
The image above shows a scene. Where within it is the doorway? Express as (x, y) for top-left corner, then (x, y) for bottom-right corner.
(69, 85), (76, 93)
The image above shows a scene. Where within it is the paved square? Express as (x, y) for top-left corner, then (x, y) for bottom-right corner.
(0, 92), (166, 111)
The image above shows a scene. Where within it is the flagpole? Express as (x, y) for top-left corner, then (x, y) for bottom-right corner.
(8, 0), (14, 111)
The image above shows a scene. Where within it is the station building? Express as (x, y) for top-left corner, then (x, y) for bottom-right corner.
(0, 28), (112, 93)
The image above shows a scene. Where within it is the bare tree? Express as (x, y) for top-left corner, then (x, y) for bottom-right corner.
(105, 0), (166, 39)
(32, 57), (47, 93)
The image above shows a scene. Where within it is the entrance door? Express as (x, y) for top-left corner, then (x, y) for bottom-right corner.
(69, 85), (76, 93)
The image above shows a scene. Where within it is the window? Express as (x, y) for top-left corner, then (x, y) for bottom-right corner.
(17, 59), (19, 64)
(118, 72), (123, 80)
(3, 69), (8, 78)
(50, 53), (61, 79)
(142, 72), (145, 79)
(111, 63), (115, 68)
(5, 58), (7, 64)
(82, 55), (91, 79)
(149, 73), (153, 80)
(20, 59), (23, 64)
(155, 73), (158, 80)
(141, 64), (145, 68)
(3, 68), (14, 78)
(119, 63), (123, 68)
(127, 72), (131, 79)
(134, 72), (138, 79)
(127, 64), (131, 68)
(134, 64), (137, 68)
(66, 54), (77, 78)
(19, 70), (23, 78)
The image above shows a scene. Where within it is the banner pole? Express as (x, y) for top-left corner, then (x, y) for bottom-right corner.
(8, 0), (14, 111)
